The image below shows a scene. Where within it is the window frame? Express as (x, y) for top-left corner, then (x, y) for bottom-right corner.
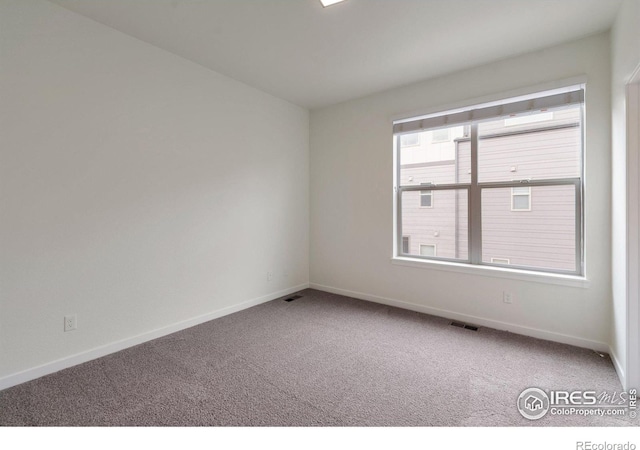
(393, 87), (584, 276)
(491, 257), (511, 265)
(511, 186), (531, 211)
(419, 186), (433, 208)
(400, 133), (420, 147)
(431, 128), (450, 143)
(402, 236), (410, 254)
(419, 244), (437, 257)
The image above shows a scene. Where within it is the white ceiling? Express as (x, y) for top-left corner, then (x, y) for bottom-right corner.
(49, 0), (622, 109)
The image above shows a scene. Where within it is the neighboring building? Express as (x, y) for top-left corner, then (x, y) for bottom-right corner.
(399, 107), (581, 272)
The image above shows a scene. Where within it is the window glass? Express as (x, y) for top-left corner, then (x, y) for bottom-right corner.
(420, 244), (437, 257)
(395, 87), (583, 275)
(478, 106), (581, 183)
(400, 189), (468, 261)
(511, 187), (531, 211)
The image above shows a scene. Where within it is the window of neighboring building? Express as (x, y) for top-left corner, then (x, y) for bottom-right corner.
(394, 86), (584, 275)
(511, 186), (531, 211)
(420, 188), (433, 208)
(420, 244), (437, 257)
(431, 128), (450, 143)
(402, 236), (410, 254)
(400, 134), (420, 147)
(491, 258), (511, 265)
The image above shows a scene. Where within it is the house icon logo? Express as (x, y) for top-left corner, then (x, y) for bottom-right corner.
(517, 388), (550, 420)
(525, 395), (543, 411)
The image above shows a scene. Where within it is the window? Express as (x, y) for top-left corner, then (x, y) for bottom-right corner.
(431, 128), (450, 143)
(394, 86), (584, 275)
(511, 186), (531, 211)
(491, 258), (511, 265)
(420, 244), (437, 257)
(420, 188), (433, 208)
(402, 236), (410, 254)
(400, 134), (420, 147)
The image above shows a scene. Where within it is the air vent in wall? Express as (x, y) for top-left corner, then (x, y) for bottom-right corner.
(284, 295), (303, 302)
(450, 321), (479, 331)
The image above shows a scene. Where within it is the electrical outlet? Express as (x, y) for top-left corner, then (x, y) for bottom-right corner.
(64, 314), (77, 332)
(503, 291), (513, 304)
(267, 271), (273, 282)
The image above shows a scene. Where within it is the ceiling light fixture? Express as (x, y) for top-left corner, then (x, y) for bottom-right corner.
(320, 0), (347, 7)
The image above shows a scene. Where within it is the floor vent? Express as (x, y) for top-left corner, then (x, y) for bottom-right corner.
(450, 321), (479, 331)
(284, 295), (303, 302)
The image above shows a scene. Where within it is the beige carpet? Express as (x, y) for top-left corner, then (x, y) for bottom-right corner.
(0, 289), (635, 426)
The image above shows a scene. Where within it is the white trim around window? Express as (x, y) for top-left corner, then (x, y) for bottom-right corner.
(511, 186), (531, 211)
(419, 244), (437, 257)
(390, 256), (588, 288)
(419, 189), (433, 208)
(491, 258), (511, 265)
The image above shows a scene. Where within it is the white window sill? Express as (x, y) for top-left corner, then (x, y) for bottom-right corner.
(391, 257), (589, 288)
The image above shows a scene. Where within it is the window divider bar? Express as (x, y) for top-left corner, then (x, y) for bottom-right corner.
(476, 178), (581, 189)
(399, 183), (471, 192)
(470, 124), (482, 265)
(398, 178), (580, 192)
(395, 135), (403, 256)
(575, 182), (583, 275)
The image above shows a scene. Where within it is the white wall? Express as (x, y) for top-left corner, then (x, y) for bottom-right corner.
(0, 0), (309, 385)
(611, 0), (640, 388)
(310, 33), (612, 350)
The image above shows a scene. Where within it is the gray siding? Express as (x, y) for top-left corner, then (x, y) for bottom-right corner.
(482, 185), (576, 271)
(478, 127), (581, 182)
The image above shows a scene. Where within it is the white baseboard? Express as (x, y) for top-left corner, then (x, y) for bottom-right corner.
(609, 347), (627, 389)
(0, 283), (309, 391)
(309, 282), (610, 353)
